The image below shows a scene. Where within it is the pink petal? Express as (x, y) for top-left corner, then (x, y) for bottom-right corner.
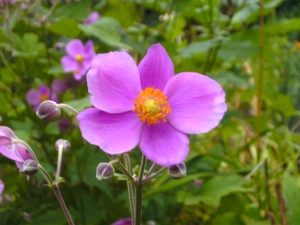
(0, 180), (4, 195)
(26, 89), (40, 105)
(0, 146), (20, 161)
(61, 56), (78, 72)
(77, 108), (143, 154)
(138, 43), (174, 90)
(84, 40), (96, 60)
(164, 72), (227, 134)
(139, 123), (189, 167)
(15, 145), (32, 161)
(66, 39), (84, 56)
(87, 52), (141, 113)
(0, 126), (17, 140)
(38, 84), (50, 95)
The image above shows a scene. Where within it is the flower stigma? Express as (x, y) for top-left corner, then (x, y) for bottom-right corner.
(39, 94), (49, 102)
(75, 54), (84, 66)
(133, 87), (171, 125)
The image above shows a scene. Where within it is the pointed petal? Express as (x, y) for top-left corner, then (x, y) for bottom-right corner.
(138, 44), (174, 90)
(61, 56), (78, 72)
(38, 84), (50, 95)
(87, 52), (141, 113)
(78, 108), (143, 154)
(165, 72), (227, 134)
(139, 123), (189, 167)
(0, 146), (20, 161)
(66, 39), (84, 56)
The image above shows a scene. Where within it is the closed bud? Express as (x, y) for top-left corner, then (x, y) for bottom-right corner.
(168, 162), (186, 179)
(36, 100), (61, 121)
(23, 159), (38, 176)
(96, 163), (114, 180)
(55, 139), (71, 151)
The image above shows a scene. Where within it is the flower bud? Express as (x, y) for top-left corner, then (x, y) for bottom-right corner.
(23, 159), (38, 176)
(96, 163), (114, 180)
(55, 139), (71, 151)
(36, 100), (61, 121)
(168, 162), (186, 179)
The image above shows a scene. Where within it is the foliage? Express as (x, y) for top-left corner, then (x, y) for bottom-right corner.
(0, 0), (300, 224)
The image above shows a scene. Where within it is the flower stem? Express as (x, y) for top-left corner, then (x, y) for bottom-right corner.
(134, 155), (147, 225)
(56, 145), (64, 178)
(144, 167), (167, 183)
(123, 153), (135, 225)
(12, 139), (39, 164)
(53, 184), (75, 225)
(57, 103), (79, 116)
(147, 163), (157, 177)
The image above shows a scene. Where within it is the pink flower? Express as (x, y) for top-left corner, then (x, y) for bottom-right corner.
(0, 126), (32, 171)
(84, 12), (100, 25)
(0, 180), (4, 204)
(78, 44), (227, 166)
(111, 218), (132, 225)
(26, 84), (59, 111)
(61, 39), (96, 80)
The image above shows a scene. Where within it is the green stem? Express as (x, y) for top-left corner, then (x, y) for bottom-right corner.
(12, 139), (39, 163)
(144, 167), (167, 183)
(134, 155), (147, 225)
(57, 103), (79, 116)
(53, 184), (75, 225)
(124, 154), (135, 224)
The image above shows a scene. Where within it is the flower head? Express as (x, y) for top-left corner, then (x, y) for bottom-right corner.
(26, 84), (59, 111)
(78, 44), (227, 166)
(0, 180), (4, 204)
(111, 218), (132, 225)
(61, 39), (96, 80)
(84, 12), (100, 25)
(0, 126), (32, 171)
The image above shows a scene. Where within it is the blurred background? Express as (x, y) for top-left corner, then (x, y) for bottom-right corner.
(0, 0), (300, 224)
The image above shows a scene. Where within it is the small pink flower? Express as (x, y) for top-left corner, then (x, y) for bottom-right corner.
(0, 126), (32, 171)
(111, 218), (132, 225)
(61, 39), (96, 80)
(78, 44), (227, 166)
(84, 12), (100, 25)
(26, 84), (59, 111)
(0, 180), (4, 204)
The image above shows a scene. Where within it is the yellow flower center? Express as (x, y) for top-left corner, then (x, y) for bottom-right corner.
(133, 87), (172, 125)
(39, 94), (49, 102)
(75, 54), (84, 66)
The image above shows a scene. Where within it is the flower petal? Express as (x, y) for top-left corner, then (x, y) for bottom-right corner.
(78, 108), (143, 154)
(38, 84), (50, 95)
(87, 52), (141, 113)
(26, 89), (40, 105)
(84, 40), (96, 61)
(61, 56), (78, 72)
(0, 146), (20, 161)
(139, 123), (189, 167)
(138, 43), (174, 90)
(164, 72), (227, 134)
(66, 39), (84, 56)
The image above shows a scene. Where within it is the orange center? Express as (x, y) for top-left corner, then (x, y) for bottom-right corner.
(39, 94), (49, 102)
(75, 54), (84, 66)
(133, 87), (172, 125)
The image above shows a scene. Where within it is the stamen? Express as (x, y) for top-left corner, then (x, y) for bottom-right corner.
(75, 54), (84, 66)
(133, 87), (171, 125)
(39, 94), (49, 102)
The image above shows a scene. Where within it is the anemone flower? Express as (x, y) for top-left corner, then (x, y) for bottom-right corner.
(0, 126), (32, 171)
(111, 218), (132, 225)
(61, 39), (96, 80)
(0, 180), (4, 204)
(78, 44), (227, 166)
(84, 12), (100, 25)
(26, 84), (59, 111)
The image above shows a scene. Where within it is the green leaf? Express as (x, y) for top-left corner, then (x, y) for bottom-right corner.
(283, 172), (300, 225)
(218, 40), (259, 60)
(78, 17), (131, 50)
(144, 172), (214, 198)
(178, 39), (219, 57)
(54, 1), (90, 20)
(265, 18), (300, 35)
(12, 33), (44, 57)
(191, 174), (251, 207)
(63, 95), (92, 114)
(48, 18), (80, 38)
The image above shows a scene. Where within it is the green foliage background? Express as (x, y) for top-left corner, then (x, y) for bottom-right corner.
(0, 0), (300, 224)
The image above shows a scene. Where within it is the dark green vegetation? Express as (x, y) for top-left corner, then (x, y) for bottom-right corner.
(0, 0), (300, 224)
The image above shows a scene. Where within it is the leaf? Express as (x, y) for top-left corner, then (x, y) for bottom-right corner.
(12, 33), (44, 57)
(48, 18), (80, 38)
(54, 1), (90, 20)
(144, 172), (214, 198)
(78, 17), (131, 49)
(265, 18), (300, 35)
(190, 174), (251, 207)
(63, 95), (92, 115)
(283, 172), (300, 225)
(178, 39), (219, 57)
